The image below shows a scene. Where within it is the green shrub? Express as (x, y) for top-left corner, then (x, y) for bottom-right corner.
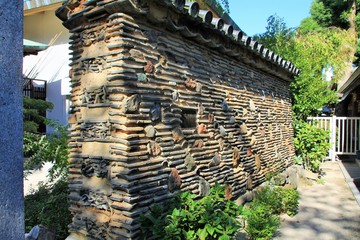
(281, 188), (300, 216)
(23, 96), (53, 133)
(165, 184), (242, 240)
(24, 121), (69, 181)
(245, 203), (280, 240)
(245, 186), (300, 239)
(140, 183), (242, 240)
(25, 179), (71, 239)
(294, 121), (330, 172)
(254, 186), (283, 215)
(139, 204), (166, 239)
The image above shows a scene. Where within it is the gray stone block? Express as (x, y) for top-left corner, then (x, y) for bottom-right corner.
(0, 1), (24, 239)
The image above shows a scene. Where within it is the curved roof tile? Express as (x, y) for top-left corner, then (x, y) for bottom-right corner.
(56, 0), (299, 79)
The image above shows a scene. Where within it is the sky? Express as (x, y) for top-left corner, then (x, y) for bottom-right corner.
(228, 0), (314, 36)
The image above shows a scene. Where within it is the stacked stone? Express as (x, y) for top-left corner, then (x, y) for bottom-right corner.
(57, 0), (296, 239)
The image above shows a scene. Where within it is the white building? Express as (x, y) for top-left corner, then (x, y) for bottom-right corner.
(23, 0), (70, 133)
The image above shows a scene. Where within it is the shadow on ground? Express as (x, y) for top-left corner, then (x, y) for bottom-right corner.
(274, 161), (360, 240)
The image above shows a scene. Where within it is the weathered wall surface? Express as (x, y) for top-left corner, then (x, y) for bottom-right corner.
(57, 1), (297, 239)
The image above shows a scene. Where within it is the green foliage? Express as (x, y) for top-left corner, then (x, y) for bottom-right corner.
(165, 183), (241, 240)
(253, 186), (283, 215)
(189, 0), (230, 14)
(256, 15), (354, 120)
(310, 1), (333, 28)
(140, 183), (242, 240)
(139, 205), (167, 239)
(298, 17), (322, 34)
(25, 179), (71, 239)
(254, 15), (295, 55)
(310, 0), (353, 29)
(294, 121), (330, 172)
(281, 188), (300, 216)
(245, 203), (279, 240)
(245, 186), (300, 240)
(24, 120), (69, 181)
(23, 97), (53, 133)
(205, 0), (229, 14)
(300, 0), (359, 64)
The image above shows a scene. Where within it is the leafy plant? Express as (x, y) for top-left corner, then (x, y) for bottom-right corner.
(255, 14), (354, 121)
(245, 203), (280, 240)
(253, 186), (283, 215)
(245, 185), (300, 239)
(294, 121), (330, 172)
(24, 120), (69, 181)
(140, 183), (242, 240)
(280, 188), (300, 216)
(139, 204), (166, 239)
(164, 183), (242, 240)
(25, 179), (71, 239)
(23, 96), (53, 133)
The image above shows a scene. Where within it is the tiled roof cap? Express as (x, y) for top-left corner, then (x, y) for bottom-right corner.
(56, 0), (300, 78)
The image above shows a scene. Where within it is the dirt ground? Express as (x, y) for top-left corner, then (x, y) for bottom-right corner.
(274, 161), (360, 240)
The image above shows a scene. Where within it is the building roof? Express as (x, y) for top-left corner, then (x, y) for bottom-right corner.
(23, 44), (70, 83)
(56, 0), (299, 80)
(24, 0), (64, 10)
(338, 66), (360, 97)
(23, 38), (48, 55)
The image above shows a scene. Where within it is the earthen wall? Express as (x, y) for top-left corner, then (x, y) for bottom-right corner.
(59, 1), (296, 239)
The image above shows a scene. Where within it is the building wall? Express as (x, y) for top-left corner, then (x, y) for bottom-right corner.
(24, 9), (69, 45)
(62, 9), (295, 240)
(24, 9), (71, 132)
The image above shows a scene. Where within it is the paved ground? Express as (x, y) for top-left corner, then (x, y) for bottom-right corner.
(274, 161), (360, 240)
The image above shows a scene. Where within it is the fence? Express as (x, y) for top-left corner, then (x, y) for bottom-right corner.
(23, 79), (46, 100)
(23, 78), (47, 133)
(308, 116), (360, 161)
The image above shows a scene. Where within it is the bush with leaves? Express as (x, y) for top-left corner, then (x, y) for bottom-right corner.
(139, 204), (167, 239)
(24, 120), (69, 181)
(25, 179), (72, 239)
(281, 187), (300, 216)
(244, 185), (300, 240)
(140, 183), (242, 240)
(23, 96), (54, 133)
(244, 203), (280, 240)
(294, 121), (330, 172)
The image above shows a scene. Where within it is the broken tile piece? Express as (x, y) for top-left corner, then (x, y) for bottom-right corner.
(168, 168), (181, 192)
(144, 60), (154, 73)
(121, 94), (140, 113)
(199, 177), (210, 197)
(184, 153), (196, 171)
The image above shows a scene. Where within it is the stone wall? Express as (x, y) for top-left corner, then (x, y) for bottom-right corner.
(57, 1), (297, 239)
(0, 0), (24, 238)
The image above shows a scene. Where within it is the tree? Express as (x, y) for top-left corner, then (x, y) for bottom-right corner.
(253, 15), (295, 59)
(256, 13), (356, 121)
(255, 4), (358, 171)
(310, 0), (353, 29)
(298, 0), (358, 71)
(23, 96), (53, 133)
(23, 97), (69, 180)
(290, 28), (354, 119)
(23, 97), (70, 238)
